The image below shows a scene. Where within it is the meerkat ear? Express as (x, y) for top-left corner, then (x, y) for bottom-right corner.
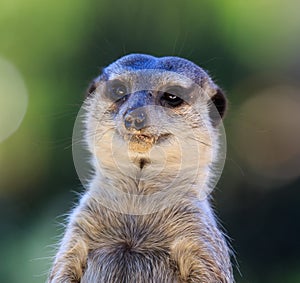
(86, 79), (97, 98)
(86, 71), (108, 98)
(208, 88), (227, 126)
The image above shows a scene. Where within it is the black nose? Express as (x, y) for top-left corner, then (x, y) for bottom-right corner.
(124, 109), (147, 130)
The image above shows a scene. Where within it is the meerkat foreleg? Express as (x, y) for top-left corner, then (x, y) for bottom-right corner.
(171, 234), (232, 283)
(48, 199), (95, 283)
(48, 224), (89, 283)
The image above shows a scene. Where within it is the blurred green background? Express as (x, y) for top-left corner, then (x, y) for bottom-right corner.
(1, 1), (300, 282)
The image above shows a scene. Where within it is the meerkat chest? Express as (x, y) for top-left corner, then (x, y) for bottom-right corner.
(82, 214), (180, 282)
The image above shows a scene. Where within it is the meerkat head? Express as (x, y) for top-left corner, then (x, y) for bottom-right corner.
(84, 54), (226, 196)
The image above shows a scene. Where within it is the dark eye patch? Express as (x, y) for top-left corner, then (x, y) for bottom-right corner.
(105, 80), (128, 101)
(160, 92), (184, 107)
(159, 85), (194, 107)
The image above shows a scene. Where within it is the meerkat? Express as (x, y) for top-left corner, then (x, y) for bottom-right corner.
(48, 54), (234, 283)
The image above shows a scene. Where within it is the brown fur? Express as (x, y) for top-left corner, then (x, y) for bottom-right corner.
(48, 54), (233, 283)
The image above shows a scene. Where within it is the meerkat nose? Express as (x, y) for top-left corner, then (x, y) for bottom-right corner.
(124, 108), (147, 130)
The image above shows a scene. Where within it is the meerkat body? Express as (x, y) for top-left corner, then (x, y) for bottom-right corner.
(48, 54), (233, 283)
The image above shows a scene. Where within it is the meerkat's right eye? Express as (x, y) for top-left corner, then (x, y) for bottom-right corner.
(113, 85), (126, 96)
(106, 80), (128, 101)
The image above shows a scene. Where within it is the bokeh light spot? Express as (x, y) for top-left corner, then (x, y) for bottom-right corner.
(0, 57), (28, 142)
(233, 85), (300, 187)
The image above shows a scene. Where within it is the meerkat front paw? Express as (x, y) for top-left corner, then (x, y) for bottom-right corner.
(48, 236), (88, 283)
(48, 270), (79, 283)
(171, 237), (232, 283)
(48, 258), (85, 283)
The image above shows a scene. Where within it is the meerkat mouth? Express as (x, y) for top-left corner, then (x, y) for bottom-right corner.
(128, 133), (171, 153)
(128, 134), (155, 153)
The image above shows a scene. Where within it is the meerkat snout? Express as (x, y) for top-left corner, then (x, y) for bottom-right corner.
(123, 90), (152, 131)
(124, 108), (147, 130)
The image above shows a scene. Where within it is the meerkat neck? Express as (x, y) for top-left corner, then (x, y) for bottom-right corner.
(91, 170), (208, 194)
(87, 171), (211, 216)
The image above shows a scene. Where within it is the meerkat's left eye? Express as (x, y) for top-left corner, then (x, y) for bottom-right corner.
(161, 92), (184, 107)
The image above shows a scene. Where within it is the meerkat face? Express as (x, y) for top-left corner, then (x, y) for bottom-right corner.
(84, 54), (226, 187)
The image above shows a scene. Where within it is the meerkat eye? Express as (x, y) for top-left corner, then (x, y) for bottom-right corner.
(113, 85), (126, 96)
(106, 80), (128, 101)
(111, 84), (127, 97)
(160, 92), (184, 107)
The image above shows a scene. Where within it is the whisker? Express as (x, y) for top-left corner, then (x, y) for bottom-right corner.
(187, 136), (212, 147)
